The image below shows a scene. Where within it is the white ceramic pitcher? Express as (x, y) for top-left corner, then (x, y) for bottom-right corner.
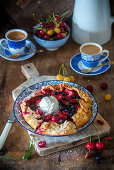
(72, 0), (114, 45)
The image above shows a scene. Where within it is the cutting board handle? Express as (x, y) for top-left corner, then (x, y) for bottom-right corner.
(21, 63), (40, 80)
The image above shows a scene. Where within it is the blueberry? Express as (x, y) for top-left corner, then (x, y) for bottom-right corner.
(59, 119), (64, 124)
(71, 105), (75, 109)
(56, 91), (60, 94)
(62, 96), (65, 99)
(64, 108), (68, 112)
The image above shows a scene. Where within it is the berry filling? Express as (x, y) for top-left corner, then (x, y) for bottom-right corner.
(21, 84), (81, 125)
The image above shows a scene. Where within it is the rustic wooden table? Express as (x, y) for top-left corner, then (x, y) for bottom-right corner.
(0, 0), (114, 169)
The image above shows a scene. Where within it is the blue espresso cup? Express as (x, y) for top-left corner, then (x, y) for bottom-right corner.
(0, 29), (27, 54)
(80, 42), (109, 68)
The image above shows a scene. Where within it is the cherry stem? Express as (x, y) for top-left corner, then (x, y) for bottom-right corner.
(32, 13), (41, 23)
(93, 123), (100, 142)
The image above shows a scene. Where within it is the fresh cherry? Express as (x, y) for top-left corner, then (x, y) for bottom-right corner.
(55, 16), (60, 21)
(60, 27), (64, 32)
(86, 85), (94, 92)
(100, 82), (108, 90)
(38, 34), (43, 39)
(40, 22), (46, 28)
(40, 30), (45, 35)
(86, 142), (95, 150)
(43, 34), (49, 40)
(57, 33), (63, 39)
(47, 21), (54, 27)
(38, 140), (46, 148)
(50, 26), (55, 30)
(60, 22), (66, 28)
(96, 142), (104, 150)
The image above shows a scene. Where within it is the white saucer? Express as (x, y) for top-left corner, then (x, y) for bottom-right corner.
(0, 39), (37, 61)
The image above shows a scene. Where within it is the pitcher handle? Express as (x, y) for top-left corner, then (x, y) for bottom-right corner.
(0, 39), (9, 50)
(100, 50), (109, 63)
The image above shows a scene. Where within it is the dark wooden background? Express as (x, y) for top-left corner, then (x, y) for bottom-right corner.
(0, 0), (114, 169)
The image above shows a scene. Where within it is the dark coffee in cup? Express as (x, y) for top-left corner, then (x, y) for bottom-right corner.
(81, 44), (101, 55)
(7, 31), (26, 41)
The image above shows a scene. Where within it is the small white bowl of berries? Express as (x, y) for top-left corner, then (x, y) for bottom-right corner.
(33, 12), (70, 51)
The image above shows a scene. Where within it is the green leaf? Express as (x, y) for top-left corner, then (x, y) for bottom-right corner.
(22, 140), (34, 160)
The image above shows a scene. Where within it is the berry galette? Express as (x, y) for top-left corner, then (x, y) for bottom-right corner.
(19, 83), (92, 136)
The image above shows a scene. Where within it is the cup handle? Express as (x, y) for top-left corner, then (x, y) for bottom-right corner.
(100, 50), (109, 63)
(0, 38), (9, 50)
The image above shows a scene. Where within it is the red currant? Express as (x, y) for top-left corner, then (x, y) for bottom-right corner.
(57, 33), (63, 39)
(86, 85), (94, 92)
(38, 140), (46, 148)
(60, 22), (66, 28)
(96, 142), (104, 150)
(55, 16), (60, 21)
(40, 30), (45, 35)
(43, 34), (49, 40)
(86, 142), (95, 150)
(40, 22), (46, 28)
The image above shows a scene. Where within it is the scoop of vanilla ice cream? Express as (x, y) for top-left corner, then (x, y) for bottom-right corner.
(38, 96), (59, 114)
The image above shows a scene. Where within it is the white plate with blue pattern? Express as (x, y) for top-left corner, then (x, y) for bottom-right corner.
(0, 39), (36, 61)
(13, 80), (98, 137)
(70, 53), (110, 76)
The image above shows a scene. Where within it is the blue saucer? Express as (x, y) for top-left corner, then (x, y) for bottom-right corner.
(70, 53), (110, 75)
(0, 39), (36, 61)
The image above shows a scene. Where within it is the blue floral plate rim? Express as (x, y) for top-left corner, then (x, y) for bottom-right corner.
(0, 39), (37, 61)
(13, 80), (98, 137)
(70, 53), (110, 76)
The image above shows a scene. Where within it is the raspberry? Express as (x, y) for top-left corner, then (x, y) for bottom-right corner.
(100, 82), (108, 90)
(86, 85), (94, 92)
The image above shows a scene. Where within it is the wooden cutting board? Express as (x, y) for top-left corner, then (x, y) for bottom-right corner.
(12, 63), (110, 156)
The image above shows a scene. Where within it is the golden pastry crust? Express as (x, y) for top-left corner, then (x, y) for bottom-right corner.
(72, 108), (92, 129)
(37, 121), (77, 136)
(20, 102), (42, 131)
